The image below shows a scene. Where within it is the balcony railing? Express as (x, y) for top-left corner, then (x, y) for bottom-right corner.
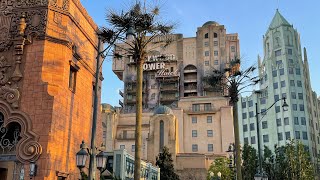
(119, 100), (123, 107)
(185, 105), (217, 114)
(160, 86), (178, 91)
(160, 96), (179, 102)
(117, 134), (135, 140)
(184, 78), (197, 83)
(119, 89), (124, 97)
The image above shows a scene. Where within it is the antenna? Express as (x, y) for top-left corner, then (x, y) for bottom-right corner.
(277, 0), (280, 10)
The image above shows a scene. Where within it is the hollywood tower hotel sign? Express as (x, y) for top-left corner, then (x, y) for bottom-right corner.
(130, 52), (180, 77)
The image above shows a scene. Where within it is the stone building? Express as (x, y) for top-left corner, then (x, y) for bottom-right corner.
(106, 21), (238, 178)
(0, 0), (102, 179)
(238, 10), (320, 167)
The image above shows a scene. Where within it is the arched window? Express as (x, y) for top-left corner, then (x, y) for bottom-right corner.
(214, 33), (218, 38)
(159, 120), (164, 152)
(204, 33), (209, 39)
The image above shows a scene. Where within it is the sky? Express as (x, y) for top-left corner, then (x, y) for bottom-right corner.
(81, 0), (320, 106)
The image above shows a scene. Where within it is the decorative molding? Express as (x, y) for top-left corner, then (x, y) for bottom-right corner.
(0, 100), (42, 163)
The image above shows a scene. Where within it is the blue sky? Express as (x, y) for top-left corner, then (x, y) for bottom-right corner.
(81, 0), (320, 106)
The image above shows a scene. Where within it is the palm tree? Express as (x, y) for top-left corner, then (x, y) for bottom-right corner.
(203, 59), (259, 180)
(100, 2), (174, 180)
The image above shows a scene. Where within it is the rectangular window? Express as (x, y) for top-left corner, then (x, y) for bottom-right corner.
(296, 68), (301, 75)
(274, 94), (279, 101)
(298, 93), (303, 100)
(290, 80), (295, 86)
(276, 118), (282, 126)
(299, 104), (305, 111)
(248, 100), (253, 107)
(231, 46), (235, 52)
(242, 102), (246, 108)
(244, 137), (249, 144)
(279, 68), (285, 75)
(214, 41), (218, 46)
(242, 113), (247, 119)
(282, 93), (287, 98)
(207, 130), (213, 137)
(261, 109), (266, 115)
(275, 50), (281, 57)
(207, 116), (212, 123)
(192, 144), (198, 152)
(260, 98), (266, 104)
(204, 103), (212, 111)
(262, 121), (268, 129)
(192, 117), (197, 124)
(284, 117), (289, 125)
(288, 49), (293, 55)
(214, 51), (218, 56)
(291, 92), (296, 99)
(276, 60), (283, 65)
(297, 80), (302, 87)
(205, 51), (209, 56)
(243, 124), (248, 132)
(249, 111), (254, 118)
(251, 136), (256, 144)
(301, 117), (306, 125)
(281, 80), (286, 87)
(273, 82), (278, 89)
(285, 132), (291, 140)
(303, 132), (308, 140)
(208, 144), (213, 152)
(69, 66), (77, 92)
(295, 131), (300, 139)
(272, 70), (277, 77)
(275, 106), (280, 113)
(293, 104), (297, 111)
(192, 104), (200, 111)
(205, 61), (209, 66)
(214, 60), (219, 65)
(131, 145), (135, 152)
(294, 117), (299, 125)
(192, 130), (197, 137)
(263, 135), (269, 143)
(250, 123), (255, 131)
(120, 145), (125, 149)
(204, 41), (209, 47)
(289, 68), (294, 74)
(278, 133), (283, 141)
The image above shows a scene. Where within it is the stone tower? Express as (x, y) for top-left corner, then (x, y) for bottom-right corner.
(0, 0), (102, 179)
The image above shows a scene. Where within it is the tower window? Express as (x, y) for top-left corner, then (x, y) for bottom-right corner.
(204, 33), (209, 39)
(275, 49), (281, 57)
(160, 120), (164, 151)
(213, 33), (218, 38)
(69, 66), (78, 92)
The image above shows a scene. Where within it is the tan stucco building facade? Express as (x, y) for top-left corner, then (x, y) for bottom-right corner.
(105, 21), (239, 178)
(0, 0), (102, 179)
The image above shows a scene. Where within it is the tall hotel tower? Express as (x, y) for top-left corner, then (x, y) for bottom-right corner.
(105, 21), (239, 178)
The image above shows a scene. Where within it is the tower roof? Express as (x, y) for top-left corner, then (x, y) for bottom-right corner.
(153, 105), (173, 115)
(268, 9), (291, 30)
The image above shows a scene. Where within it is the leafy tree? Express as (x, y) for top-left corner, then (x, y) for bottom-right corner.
(156, 146), (180, 180)
(262, 146), (276, 179)
(101, 2), (174, 180)
(241, 144), (258, 179)
(207, 157), (233, 180)
(203, 60), (260, 180)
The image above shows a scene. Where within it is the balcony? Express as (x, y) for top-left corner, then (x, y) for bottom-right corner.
(184, 85), (197, 93)
(119, 99), (123, 107)
(185, 105), (217, 115)
(119, 89), (124, 97)
(160, 86), (178, 92)
(112, 59), (125, 80)
(160, 96), (179, 102)
(126, 98), (136, 104)
(117, 134), (135, 140)
(184, 78), (197, 83)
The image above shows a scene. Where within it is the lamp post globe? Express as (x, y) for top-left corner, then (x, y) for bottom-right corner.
(76, 141), (88, 170)
(96, 151), (107, 171)
(282, 97), (289, 111)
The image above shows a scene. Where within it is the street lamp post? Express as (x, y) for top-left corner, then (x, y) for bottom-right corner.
(254, 94), (289, 180)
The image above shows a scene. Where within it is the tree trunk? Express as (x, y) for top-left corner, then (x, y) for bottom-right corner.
(233, 102), (242, 180)
(134, 58), (143, 180)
